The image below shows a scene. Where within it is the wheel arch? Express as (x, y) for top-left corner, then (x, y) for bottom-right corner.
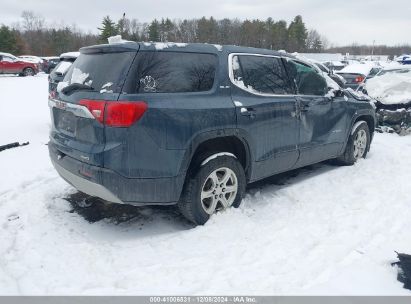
(353, 114), (375, 140)
(180, 131), (253, 182)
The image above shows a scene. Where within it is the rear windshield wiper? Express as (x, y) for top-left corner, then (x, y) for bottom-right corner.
(61, 83), (95, 95)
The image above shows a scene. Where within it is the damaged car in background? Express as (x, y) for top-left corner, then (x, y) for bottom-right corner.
(363, 67), (411, 135)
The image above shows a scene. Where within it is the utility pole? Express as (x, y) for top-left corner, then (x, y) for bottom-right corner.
(371, 40), (375, 61)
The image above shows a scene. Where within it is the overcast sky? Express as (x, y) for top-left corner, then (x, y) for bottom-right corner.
(2, 0), (411, 46)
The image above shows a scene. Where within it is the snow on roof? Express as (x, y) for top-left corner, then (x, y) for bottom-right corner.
(337, 63), (375, 75)
(60, 52), (80, 59)
(365, 69), (411, 105)
(143, 42), (188, 50)
(0, 52), (17, 58)
(107, 35), (132, 44)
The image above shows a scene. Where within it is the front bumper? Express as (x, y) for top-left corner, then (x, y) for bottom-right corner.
(49, 143), (185, 205)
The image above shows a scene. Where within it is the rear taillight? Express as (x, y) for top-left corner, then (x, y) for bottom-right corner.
(106, 102), (147, 127)
(355, 76), (365, 83)
(79, 99), (106, 123)
(79, 100), (147, 127)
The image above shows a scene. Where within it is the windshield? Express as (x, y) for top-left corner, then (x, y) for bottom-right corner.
(62, 51), (136, 94)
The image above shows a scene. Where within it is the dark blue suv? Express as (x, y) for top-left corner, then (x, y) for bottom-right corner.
(48, 42), (376, 225)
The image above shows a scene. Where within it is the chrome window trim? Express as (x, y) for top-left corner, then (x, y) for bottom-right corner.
(48, 98), (95, 119)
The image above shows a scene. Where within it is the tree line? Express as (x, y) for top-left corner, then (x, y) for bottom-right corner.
(100, 14), (323, 53)
(0, 11), (409, 57)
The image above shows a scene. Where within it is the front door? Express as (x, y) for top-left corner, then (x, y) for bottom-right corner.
(229, 54), (299, 181)
(285, 60), (348, 166)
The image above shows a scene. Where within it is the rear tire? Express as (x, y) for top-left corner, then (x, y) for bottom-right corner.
(178, 155), (246, 225)
(337, 121), (370, 165)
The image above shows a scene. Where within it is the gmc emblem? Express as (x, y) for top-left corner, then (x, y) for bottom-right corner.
(55, 100), (67, 110)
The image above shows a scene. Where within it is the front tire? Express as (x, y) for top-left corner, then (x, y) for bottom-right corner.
(178, 155), (246, 225)
(337, 121), (370, 165)
(23, 67), (35, 76)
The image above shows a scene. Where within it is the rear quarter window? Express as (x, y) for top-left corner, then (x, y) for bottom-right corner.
(124, 51), (218, 94)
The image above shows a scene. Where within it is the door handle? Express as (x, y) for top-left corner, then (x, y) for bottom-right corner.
(299, 103), (310, 112)
(240, 107), (256, 118)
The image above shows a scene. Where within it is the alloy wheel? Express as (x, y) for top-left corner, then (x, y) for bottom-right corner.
(200, 167), (238, 215)
(353, 129), (367, 160)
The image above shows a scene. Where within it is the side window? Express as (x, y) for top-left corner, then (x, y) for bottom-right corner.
(231, 55), (294, 95)
(129, 52), (217, 93)
(287, 60), (328, 96)
(2, 56), (14, 62)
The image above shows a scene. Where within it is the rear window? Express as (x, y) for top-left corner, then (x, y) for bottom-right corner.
(63, 51), (136, 93)
(124, 51), (217, 93)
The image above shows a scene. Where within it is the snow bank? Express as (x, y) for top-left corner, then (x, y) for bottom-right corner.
(366, 70), (411, 105)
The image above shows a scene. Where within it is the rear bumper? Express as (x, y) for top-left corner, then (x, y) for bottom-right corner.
(49, 143), (185, 205)
(52, 158), (123, 204)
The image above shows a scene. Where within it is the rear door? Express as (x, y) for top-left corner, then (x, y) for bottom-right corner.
(229, 54), (299, 180)
(49, 47), (138, 167)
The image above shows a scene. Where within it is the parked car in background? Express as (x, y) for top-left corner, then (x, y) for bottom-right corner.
(308, 59), (347, 87)
(0, 52), (39, 76)
(323, 61), (346, 71)
(48, 42), (376, 225)
(48, 52), (79, 94)
(18, 55), (46, 71)
(42, 56), (60, 73)
(336, 63), (382, 89)
(396, 55), (411, 65)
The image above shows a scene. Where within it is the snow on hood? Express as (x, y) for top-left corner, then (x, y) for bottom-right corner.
(365, 70), (411, 105)
(337, 63), (374, 76)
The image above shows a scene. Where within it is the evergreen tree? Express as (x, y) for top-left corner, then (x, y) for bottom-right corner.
(0, 25), (19, 53)
(148, 19), (160, 41)
(287, 15), (307, 52)
(98, 16), (118, 42)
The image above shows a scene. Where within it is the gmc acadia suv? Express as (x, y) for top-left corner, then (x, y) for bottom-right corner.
(48, 42), (376, 225)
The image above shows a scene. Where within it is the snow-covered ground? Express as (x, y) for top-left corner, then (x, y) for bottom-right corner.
(0, 74), (411, 295)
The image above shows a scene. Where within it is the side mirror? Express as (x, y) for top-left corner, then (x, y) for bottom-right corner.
(326, 88), (344, 100)
(335, 89), (345, 98)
